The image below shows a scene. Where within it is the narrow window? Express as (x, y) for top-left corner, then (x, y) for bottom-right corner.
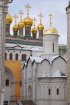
(57, 88), (59, 95)
(22, 54), (26, 61)
(5, 79), (9, 86)
(9, 53), (12, 60)
(48, 88), (51, 95)
(5, 53), (7, 60)
(15, 53), (18, 60)
(53, 43), (54, 52)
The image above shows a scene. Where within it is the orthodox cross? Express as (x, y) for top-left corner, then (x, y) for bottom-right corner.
(39, 13), (43, 24)
(25, 3), (31, 17)
(19, 10), (24, 21)
(49, 13), (53, 27)
(14, 14), (18, 24)
(33, 17), (36, 26)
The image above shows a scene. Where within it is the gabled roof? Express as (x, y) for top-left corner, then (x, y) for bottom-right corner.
(52, 56), (67, 63)
(25, 55), (67, 67)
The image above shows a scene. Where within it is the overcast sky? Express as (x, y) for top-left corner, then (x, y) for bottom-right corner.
(8, 0), (69, 44)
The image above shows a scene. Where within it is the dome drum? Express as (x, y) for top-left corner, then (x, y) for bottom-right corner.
(25, 26), (32, 38)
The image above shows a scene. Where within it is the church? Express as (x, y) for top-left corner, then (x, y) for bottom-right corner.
(3, 1), (69, 105)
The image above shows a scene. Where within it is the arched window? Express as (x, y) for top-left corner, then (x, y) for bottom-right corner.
(57, 88), (59, 95)
(15, 53), (18, 60)
(22, 54), (26, 61)
(5, 79), (9, 86)
(9, 53), (12, 60)
(48, 88), (51, 95)
(5, 53), (7, 60)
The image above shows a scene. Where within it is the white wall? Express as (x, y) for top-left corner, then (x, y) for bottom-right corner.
(4, 68), (15, 102)
(52, 57), (67, 76)
(43, 35), (59, 55)
(37, 60), (51, 77)
(36, 78), (67, 105)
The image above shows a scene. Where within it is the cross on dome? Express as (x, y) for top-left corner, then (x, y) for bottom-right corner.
(33, 17), (36, 26)
(25, 3), (31, 17)
(39, 13), (43, 24)
(19, 10), (24, 21)
(14, 14), (18, 24)
(49, 13), (53, 27)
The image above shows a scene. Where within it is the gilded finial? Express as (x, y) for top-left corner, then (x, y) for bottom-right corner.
(33, 17), (36, 27)
(38, 13), (43, 24)
(19, 10), (24, 21)
(14, 14), (18, 24)
(25, 3), (31, 17)
(49, 13), (53, 27)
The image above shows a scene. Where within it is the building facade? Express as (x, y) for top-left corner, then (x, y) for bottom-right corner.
(3, 1), (69, 105)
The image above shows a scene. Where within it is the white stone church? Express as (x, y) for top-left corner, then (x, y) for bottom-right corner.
(22, 28), (67, 105)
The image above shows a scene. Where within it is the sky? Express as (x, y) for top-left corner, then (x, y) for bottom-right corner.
(8, 0), (69, 44)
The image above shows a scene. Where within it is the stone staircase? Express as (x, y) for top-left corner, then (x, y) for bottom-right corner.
(21, 100), (36, 105)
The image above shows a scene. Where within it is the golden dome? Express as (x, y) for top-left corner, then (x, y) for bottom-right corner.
(44, 28), (58, 35)
(23, 17), (33, 26)
(13, 24), (18, 31)
(6, 14), (12, 24)
(18, 21), (24, 29)
(32, 27), (37, 34)
(38, 23), (44, 31)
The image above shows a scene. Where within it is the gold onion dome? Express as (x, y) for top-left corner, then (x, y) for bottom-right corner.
(18, 21), (24, 29)
(32, 27), (37, 34)
(24, 17), (33, 26)
(6, 14), (12, 24)
(38, 23), (44, 31)
(13, 24), (18, 31)
(44, 28), (58, 35)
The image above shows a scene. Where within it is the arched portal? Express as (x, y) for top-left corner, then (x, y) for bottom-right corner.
(28, 85), (32, 100)
(5, 60), (21, 100)
(4, 67), (15, 101)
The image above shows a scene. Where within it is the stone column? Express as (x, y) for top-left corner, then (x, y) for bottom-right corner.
(0, 0), (13, 105)
(66, 2), (70, 105)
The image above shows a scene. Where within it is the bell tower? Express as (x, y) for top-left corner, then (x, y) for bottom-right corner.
(43, 13), (59, 57)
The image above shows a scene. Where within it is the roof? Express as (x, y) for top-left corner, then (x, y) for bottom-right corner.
(30, 56), (43, 63)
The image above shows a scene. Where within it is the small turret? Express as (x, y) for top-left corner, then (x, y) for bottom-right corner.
(37, 13), (44, 39)
(23, 3), (33, 38)
(13, 14), (18, 37)
(43, 13), (59, 57)
(18, 10), (24, 37)
(32, 17), (37, 39)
